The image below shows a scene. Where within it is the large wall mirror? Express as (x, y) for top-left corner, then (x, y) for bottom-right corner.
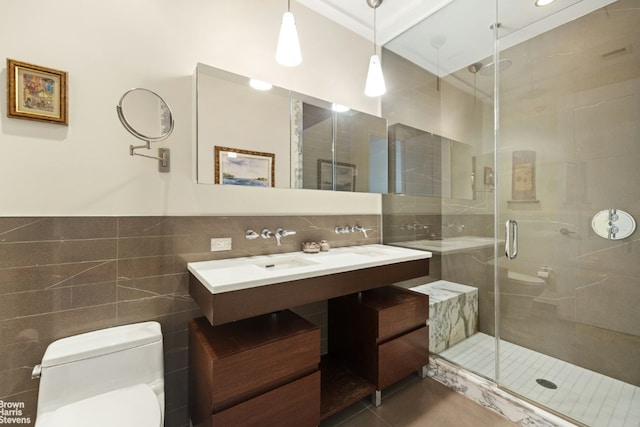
(194, 63), (477, 200)
(388, 123), (475, 200)
(194, 63), (388, 193)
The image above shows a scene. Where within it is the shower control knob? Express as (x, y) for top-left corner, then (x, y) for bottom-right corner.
(592, 208), (636, 240)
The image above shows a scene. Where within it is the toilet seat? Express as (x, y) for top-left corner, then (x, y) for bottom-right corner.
(40, 383), (161, 427)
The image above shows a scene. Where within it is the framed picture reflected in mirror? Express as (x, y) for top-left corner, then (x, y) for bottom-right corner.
(214, 146), (275, 187)
(318, 160), (356, 192)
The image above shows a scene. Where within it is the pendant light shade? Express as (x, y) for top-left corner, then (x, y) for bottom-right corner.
(365, 54), (386, 97)
(276, 7), (302, 67)
(364, 0), (386, 97)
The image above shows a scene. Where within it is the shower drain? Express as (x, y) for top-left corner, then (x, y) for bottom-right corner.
(536, 378), (558, 389)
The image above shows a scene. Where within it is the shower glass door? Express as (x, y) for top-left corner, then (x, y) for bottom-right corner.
(495, 1), (640, 425)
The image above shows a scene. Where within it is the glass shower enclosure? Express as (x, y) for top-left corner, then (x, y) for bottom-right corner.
(382, 1), (639, 425)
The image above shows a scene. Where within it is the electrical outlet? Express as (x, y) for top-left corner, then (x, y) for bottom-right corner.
(210, 237), (232, 251)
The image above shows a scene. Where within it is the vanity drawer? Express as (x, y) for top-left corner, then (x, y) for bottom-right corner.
(330, 286), (429, 342)
(189, 311), (320, 416)
(372, 287), (429, 341)
(211, 371), (320, 427)
(377, 325), (429, 389)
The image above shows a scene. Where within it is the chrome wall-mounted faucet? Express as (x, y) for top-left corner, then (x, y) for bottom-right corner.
(275, 228), (296, 245)
(351, 225), (373, 238)
(259, 228), (296, 245)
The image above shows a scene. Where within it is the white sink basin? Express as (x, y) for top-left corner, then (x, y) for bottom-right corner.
(188, 244), (431, 294)
(391, 236), (497, 254)
(251, 256), (319, 271)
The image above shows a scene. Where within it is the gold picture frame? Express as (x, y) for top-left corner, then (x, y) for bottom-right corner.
(214, 146), (275, 187)
(7, 59), (68, 125)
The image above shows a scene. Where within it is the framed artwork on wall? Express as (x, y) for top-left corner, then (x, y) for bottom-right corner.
(214, 146), (275, 187)
(6, 59), (68, 125)
(318, 160), (356, 192)
(511, 150), (537, 201)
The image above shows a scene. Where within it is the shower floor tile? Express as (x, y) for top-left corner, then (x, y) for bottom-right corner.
(440, 332), (640, 427)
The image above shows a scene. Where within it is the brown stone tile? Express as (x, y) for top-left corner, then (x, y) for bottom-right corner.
(164, 346), (188, 376)
(0, 366), (35, 399)
(164, 404), (190, 427)
(165, 307), (201, 336)
(116, 297), (175, 326)
(0, 217), (117, 242)
(117, 255), (188, 279)
(365, 377), (516, 427)
(0, 282), (116, 321)
(0, 261), (117, 294)
(0, 304), (117, 347)
(164, 367), (188, 412)
(116, 273), (188, 301)
(0, 340), (47, 371)
(321, 404), (388, 427)
(0, 239), (117, 269)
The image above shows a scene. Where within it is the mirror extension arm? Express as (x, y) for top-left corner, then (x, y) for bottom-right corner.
(116, 88), (175, 172)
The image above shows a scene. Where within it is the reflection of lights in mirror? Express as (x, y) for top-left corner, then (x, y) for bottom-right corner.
(331, 103), (350, 113)
(249, 79), (273, 91)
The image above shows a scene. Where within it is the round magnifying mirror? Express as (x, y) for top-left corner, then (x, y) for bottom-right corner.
(116, 88), (174, 142)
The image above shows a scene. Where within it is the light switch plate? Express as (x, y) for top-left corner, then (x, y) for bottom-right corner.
(211, 237), (232, 251)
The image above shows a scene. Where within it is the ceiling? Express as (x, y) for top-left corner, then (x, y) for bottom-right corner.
(297, 0), (455, 46)
(298, 0), (617, 76)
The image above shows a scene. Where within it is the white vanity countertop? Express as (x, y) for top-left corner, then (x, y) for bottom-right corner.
(188, 244), (431, 294)
(390, 236), (497, 254)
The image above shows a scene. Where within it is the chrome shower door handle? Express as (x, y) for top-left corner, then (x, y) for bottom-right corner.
(505, 219), (518, 260)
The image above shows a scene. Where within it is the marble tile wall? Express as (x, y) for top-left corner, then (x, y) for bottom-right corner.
(410, 280), (478, 353)
(0, 214), (380, 427)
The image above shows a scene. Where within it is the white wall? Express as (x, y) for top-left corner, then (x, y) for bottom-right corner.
(0, 0), (381, 216)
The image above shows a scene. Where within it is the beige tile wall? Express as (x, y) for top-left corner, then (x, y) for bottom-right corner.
(381, 0), (640, 388)
(0, 214), (380, 427)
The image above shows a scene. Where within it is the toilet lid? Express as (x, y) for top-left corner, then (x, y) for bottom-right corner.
(40, 384), (161, 427)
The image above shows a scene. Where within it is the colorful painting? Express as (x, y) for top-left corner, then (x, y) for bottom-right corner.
(7, 59), (68, 125)
(214, 146), (274, 187)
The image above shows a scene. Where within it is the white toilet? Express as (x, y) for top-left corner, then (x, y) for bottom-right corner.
(32, 321), (164, 427)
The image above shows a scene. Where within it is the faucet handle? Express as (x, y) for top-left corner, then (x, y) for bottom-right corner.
(335, 226), (351, 234)
(261, 228), (274, 239)
(245, 230), (259, 240)
(276, 228), (296, 237)
(352, 225), (373, 238)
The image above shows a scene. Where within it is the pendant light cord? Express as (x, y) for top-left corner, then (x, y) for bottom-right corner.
(373, 7), (377, 55)
(287, 0), (291, 12)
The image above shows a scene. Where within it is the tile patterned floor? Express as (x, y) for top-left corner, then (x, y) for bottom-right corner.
(440, 333), (640, 427)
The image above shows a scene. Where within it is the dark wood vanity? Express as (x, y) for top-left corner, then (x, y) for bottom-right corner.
(188, 252), (430, 426)
(189, 312), (321, 427)
(329, 286), (430, 407)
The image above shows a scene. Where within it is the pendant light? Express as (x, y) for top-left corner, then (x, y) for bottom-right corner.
(364, 0), (386, 97)
(276, 0), (302, 67)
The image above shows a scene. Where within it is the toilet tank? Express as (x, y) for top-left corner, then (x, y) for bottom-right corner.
(35, 322), (164, 418)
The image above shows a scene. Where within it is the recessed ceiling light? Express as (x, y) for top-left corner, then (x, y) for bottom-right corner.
(535, 0), (556, 6)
